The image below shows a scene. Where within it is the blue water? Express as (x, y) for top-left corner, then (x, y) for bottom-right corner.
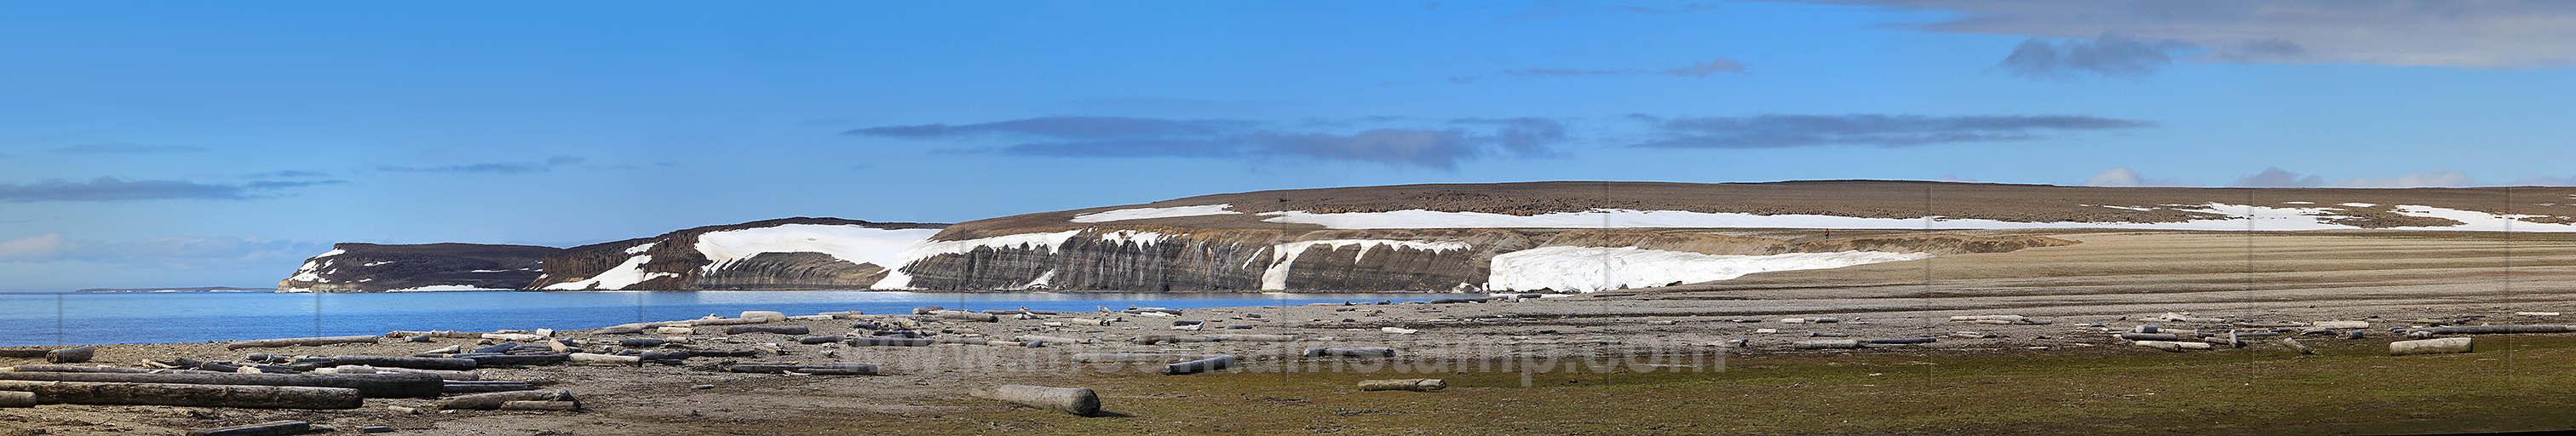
(0, 291), (1456, 347)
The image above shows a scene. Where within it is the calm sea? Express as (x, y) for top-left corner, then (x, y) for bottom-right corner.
(0, 291), (1458, 347)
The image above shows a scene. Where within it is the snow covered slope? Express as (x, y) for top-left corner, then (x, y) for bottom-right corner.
(527, 217), (946, 290)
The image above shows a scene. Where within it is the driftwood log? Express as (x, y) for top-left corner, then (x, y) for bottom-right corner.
(324, 356), (478, 371)
(226, 336), (379, 350)
(438, 389), (576, 410)
(1358, 378), (1447, 392)
(848, 337), (934, 347)
(0, 371), (441, 398)
(0, 380), (362, 409)
(725, 325), (809, 336)
(989, 384), (1101, 416)
(1164, 356), (1234, 375)
(1792, 340), (1861, 349)
(9, 364), (222, 375)
(938, 312), (999, 322)
(0, 391), (33, 408)
(45, 346), (94, 364)
(1204, 334), (1296, 342)
(726, 363), (878, 375)
(1865, 337), (1939, 345)
(2390, 337), (2473, 355)
(457, 353), (568, 366)
(1303, 347), (1396, 358)
(187, 420), (311, 436)
(0, 349), (46, 358)
(441, 381), (533, 393)
(567, 353), (641, 365)
(2280, 338), (2315, 354)
(2401, 325), (2575, 335)
(1015, 336), (1090, 344)
(315, 365), (477, 380)
(500, 400), (579, 410)
(798, 336), (845, 345)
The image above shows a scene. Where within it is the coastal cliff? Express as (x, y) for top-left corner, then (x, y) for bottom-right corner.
(277, 243), (559, 292)
(524, 217), (946, 290)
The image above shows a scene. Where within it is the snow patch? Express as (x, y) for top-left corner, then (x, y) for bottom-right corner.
(2341, 203), (2378, 208)
(363, 261), (395, 267)
(1487, 247), (1933, 293)
(693, 224), (942, 276)
(624, 243), (654, 255)
(2383, 204), (2576, 232)
(286, 249), (347, 284)
(541, 254), (676, 290)
(1071, 204), (1239, 223)
(1261, 239), (1474, 290)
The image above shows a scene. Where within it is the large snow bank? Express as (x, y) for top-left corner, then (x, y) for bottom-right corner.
(543, 243), (675, 290)
(1487, 247), (1932, 293)
(1072, 204), (1239, 222)
(693, 225), (942, 274)
(1258, 203), (2576, 232)
(1261, 239), (1473, 290)
(286, 249), (348, 284)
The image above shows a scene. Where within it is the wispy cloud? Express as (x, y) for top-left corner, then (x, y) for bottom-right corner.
(380, 156), (587, 175)
(0, 177), (345, 202)
(1796, 0), (2576, 70)
(1633, 114), (2156, 148)
(1505, 58), (1747, 78)
(0, 232), (327, 269)
(50, 142), (207, 154)
(849, 117), (1567, 169)
(1999, 33), (2194, 78)
(2082, 167), (2195, 187)
(245, 170), (331, 178)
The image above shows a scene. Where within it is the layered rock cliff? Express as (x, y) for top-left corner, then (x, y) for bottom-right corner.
(278, 243), (560, 292)
(525, 217), (946, 290)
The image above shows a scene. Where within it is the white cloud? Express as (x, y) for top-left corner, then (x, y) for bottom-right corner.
(2083, 167), (2192, 186)
(0, 233), (76, 261)
(1807, 0), (2576, 69)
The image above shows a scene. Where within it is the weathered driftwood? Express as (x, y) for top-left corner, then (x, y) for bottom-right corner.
(1303, 347), (1396, 358)
(0, 349), (47, 358)
(325, 356), (478, 371)
(1015, 336), (1090, 344)
(2401, 325), (2576, 335)
(0, 380), (362, 409)
(442, 381), (534, 393)
(619, 338), (669, 348)
(2310, 321), (2371, 330)
(1205, 334), (1297, 342)
(2132, 341), (2211, 352)
(1164, 356), (1236, 375)
(654, 326), (696, 335)
(438, 389), (575, 410)
(500, 400), (579, 410)
(2280, 338), (2314, 354)
(935, 337), (989, 345)
(595, 328), (645, 335)
(939, 312), (999, 322)
(740, 311), (786, 322)
(226, 336), (380, 350)
(187, 420), (311, 436)
(799, 336), (846, 345)
(1792, 340), (1860, 350)
(1865, 337), (1939, 345)
(386, 330), (487, 339)
(1950, 315), (2025, 323)
(1358, 378), (1447, 392)
(726, 363), (877, 375)
(848, 337), (934, 347)
(689, 350), (761, 358)
(2119, 333), (2182, 341)
(44, 346), (94, 364)
(725, 325), (809, 336)
(457, 353), (569, 366)
(1072, 353), (1232, 364)
(0, 391), (34, 408)
(9, 364), (222, 375)
(0, 370), (441, 398)
(2390, 337), (2473, 355)
(567, 353), (640, 365)
(989, 385), (1100, 416)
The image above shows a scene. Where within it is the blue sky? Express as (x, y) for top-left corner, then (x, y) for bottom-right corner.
(3, 1), (2573, 291)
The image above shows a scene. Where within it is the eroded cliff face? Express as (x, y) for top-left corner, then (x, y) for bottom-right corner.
(525, 217), (945, 290)
(277, 243), (559, 292)
(882, 227), (2056, 292)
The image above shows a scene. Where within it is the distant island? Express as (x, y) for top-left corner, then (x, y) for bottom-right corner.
(72, 287), (273, 293)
